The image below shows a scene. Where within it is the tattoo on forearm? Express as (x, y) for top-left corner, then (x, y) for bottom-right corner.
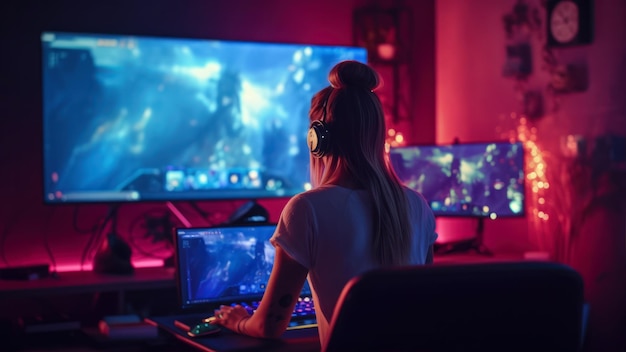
(264, 294), (293, 327)
(278, 294), (293, 307)
(266, 311), (286, 324)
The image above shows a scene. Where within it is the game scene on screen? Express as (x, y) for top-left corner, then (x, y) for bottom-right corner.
(390, 142), (525, 217)
(176, 226), (310, 306)
(41, 32), (366, 203)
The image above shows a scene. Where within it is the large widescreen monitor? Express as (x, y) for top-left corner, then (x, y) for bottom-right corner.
(390, 141), (525, 218)
(41, 31), (367, 204)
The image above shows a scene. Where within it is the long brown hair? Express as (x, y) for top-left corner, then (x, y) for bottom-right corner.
(308, 60), (412, 265)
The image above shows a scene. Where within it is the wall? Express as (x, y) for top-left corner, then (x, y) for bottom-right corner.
(436, 0), (626, 348)
(435, 0), (529, 252)
(0, 0), (435, 271)
(436, 0), (626, 254)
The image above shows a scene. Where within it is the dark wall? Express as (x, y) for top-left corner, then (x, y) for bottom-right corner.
(0, 0), (436, 270)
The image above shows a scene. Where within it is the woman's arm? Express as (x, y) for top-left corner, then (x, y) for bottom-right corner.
(213, 245), (309, 339)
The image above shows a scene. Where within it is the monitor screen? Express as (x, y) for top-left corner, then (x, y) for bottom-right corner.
(41, 31), (367, 203)
(175, 223), (311, 309)
(390, 141), (525, 218)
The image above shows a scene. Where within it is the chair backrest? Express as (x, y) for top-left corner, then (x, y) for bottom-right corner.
(324, 261), (584, 352)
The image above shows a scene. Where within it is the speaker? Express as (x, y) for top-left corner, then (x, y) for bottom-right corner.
(93, 233), (134, 275)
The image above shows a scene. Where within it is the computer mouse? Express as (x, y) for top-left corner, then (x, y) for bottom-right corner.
(187, 321), (221, 337)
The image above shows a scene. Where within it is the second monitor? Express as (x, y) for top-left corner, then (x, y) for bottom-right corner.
(390, 141), (525, 219)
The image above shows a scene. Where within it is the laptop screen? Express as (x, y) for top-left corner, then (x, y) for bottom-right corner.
(175, 223), (310, 310)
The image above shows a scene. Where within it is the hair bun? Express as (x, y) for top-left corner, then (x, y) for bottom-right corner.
(328, 60), (380, 91)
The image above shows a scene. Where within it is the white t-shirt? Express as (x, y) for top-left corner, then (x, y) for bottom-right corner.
(270, 185), (437, 349)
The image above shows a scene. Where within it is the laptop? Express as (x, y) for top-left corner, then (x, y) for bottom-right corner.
(172, 223), (317, 331)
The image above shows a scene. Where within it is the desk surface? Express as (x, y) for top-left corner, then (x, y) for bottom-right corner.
(147, 315), (320, 352)
(0, 254), (522, 298)
(0, 266), (175, 299)
(0, 254), (525, 299)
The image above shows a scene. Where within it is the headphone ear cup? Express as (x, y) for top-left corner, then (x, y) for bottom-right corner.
(307, 120), (331, 158)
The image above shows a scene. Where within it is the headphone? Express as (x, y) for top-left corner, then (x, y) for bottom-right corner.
(307, 90), (332, 158)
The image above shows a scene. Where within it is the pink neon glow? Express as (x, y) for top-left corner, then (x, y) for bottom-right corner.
(54, 259), (164, 273)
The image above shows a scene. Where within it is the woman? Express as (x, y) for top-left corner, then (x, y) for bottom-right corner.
(212, 60), (437, 349)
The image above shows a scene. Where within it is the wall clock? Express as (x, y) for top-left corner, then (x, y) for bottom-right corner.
(547, 0), (593, 47)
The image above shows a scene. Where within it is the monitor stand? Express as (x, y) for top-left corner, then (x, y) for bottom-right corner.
(433, 217), (493, 256)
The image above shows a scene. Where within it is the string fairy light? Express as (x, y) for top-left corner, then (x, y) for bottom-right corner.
(385, 128), (406, 150)
(502, 112), (571, 261)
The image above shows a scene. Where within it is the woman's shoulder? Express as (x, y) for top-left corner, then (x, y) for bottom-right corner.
(286, 185), (353, 205)
(402, 187), (432, 211)
(402, 186), (425, 201)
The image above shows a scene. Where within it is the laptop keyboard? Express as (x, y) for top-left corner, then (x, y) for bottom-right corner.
(236, 296), (314, 315)
(173, 295), (316, 333)
(232, 295), (317, 329)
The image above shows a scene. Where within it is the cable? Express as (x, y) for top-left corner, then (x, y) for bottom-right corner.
(74, 204), (110, 270)
(72, 205), (103, 235)
(79, 205), (118, 270)
(188, 201), (209, 219)
(78, 226), (101, 271)
(126, 208), (177, 260)
(128, 230), (172, 260)
(41, 206), (58, 273)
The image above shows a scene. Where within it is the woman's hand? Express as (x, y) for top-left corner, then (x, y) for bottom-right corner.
(212, 305), (251, 334)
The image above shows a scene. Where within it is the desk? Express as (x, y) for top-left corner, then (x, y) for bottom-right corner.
(2, 257), (531, 351)
(0, 267), (180, 351)
(0, 266), (176, 315)
(147, 315), (320, 352)
(0, 255), (521, 301)
(0, 266), (175, 296)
